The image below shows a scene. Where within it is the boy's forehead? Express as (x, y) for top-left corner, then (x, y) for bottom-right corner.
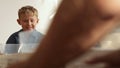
(19, 14), (37, 19)
(19, 13), (37, 19)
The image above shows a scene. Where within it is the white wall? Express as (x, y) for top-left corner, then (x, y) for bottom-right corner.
(0, 0), (61, 44)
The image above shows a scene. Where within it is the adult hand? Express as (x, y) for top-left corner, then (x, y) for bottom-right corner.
(87, 50), (120, 68)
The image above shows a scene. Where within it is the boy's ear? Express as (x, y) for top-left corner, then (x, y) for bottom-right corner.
(17, 19), (21, 25)
(37, 19), (39, 23)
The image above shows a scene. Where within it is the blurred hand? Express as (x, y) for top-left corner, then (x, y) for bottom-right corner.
(87, 50), (120, 68)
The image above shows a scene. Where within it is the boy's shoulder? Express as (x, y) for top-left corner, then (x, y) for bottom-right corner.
(10, 29), (23, 37)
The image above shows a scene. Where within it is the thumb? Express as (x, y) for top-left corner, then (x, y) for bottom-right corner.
(85, 55), (108, 64)
(86, 50), (120, 65)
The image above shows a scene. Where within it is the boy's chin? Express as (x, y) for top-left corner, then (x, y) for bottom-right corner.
(24, 29), (34, 31)
(28, 29), (34, 31)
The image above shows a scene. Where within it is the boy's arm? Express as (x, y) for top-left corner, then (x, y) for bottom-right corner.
(8, 0), (120, 68)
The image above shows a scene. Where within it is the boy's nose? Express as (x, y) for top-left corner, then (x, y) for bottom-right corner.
(28, 21), (32, 25)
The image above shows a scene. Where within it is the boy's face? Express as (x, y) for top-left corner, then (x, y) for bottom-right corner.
(17, 14), (39, 31)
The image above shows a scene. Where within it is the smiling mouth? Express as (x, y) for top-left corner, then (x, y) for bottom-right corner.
(26, 27), (32, 29)
(28, 27), (33, 29)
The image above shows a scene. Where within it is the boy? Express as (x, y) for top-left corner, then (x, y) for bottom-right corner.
(5, 5), (43, 54)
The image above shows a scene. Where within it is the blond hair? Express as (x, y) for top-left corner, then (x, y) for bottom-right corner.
(18, 5), (38, 18)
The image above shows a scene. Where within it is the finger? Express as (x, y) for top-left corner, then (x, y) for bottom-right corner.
(86, 50), (120, 64)
(105, 65), (120, 68)
(85, 55), (108, 64)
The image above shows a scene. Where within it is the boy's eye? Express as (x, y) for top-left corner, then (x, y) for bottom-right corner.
(22, 20), (34, 23)
(23, 20), (28, 23)
(31, 20), (34, 22)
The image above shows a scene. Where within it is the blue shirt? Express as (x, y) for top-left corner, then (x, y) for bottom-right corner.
(5, 29), (43, 54)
